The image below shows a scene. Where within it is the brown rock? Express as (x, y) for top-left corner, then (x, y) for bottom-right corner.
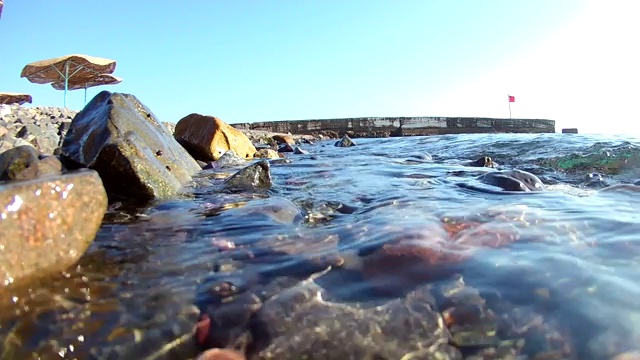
(272, 134), (294, 145)
(13, 156), (63, 181)
(0, 170), (107, 286)
(0, 145), (40, 181)
(175, 114), (256, 161)
(0, 126), (7, 138)
(197, 349), (245, 360)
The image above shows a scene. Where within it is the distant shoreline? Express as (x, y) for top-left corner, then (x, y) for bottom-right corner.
(232, 116), (556, 138)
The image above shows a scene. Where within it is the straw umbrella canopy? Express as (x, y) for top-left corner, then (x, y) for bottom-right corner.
(20, 54), (117, 107)
(51, 74), (122, 104)
(0, 92), (33, 105)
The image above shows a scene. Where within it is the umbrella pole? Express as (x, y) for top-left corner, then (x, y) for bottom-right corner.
(84, 85), (87, 105)
(64, 61), (69, 108)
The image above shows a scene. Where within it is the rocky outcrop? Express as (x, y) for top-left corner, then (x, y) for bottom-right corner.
(0, 104), (77, 156)
(60, 91), (201, 202)
(174, 114), (257, 161)
(0, 170), (107, 286)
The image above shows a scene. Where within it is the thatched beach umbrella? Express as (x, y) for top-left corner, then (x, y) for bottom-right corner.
(0, 92), (33, 105)
(20, 54), (117, 107)
(51, 73), (122, 104)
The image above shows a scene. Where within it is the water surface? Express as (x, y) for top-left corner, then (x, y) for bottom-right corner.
(3, 133), (640, 359)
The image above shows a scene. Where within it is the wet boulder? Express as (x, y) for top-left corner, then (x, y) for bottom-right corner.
(334, 134), (356, 147)
(174, 114), (257, 161)
(223, 160), (272, 192)
(60, 91), (201, 202)
(0, 145), (40, 181)
(271, 134), (294, 146)
(0, 170), (107, 286)
(476, 169), (544, 192)
(209, 151), (247, 169)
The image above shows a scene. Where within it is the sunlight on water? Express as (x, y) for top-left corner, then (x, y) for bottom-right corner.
(2, 133), (640, 359)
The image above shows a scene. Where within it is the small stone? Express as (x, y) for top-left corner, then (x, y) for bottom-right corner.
(197, 349), (245, 360)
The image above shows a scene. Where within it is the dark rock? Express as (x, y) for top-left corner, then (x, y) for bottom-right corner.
(478, 169), (544, 192)
(293, 147), (308, 155)
(277, 144), (293, 153)
(0, 145), (40, 181)
(334, 135), (356, 147)
(223, 160), (272, 192)
(0, 170), (107, 286)
(60, 91), (201, 202)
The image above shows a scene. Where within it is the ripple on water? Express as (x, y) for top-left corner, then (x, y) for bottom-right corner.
(3, 134), (640, 359)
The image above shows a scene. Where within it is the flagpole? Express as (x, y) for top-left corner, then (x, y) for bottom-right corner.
(508, 94), (511, 119)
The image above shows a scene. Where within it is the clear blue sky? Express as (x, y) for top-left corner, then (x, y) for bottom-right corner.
(1, 1), (638, 133)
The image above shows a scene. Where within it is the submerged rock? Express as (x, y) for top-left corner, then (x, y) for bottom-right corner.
(60, 91), (200, 202)
(223, 160), (272, 192)
(174, 114), (257, 161)
(253, 281), (461, 359)
(0, 170), (107, 286)
(359, 222), (472, 294)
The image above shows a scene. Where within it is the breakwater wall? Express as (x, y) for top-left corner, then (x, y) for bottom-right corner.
(232, 117), (556, 138)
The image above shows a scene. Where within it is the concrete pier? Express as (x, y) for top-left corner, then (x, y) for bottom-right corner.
(233, 116), (555, 137)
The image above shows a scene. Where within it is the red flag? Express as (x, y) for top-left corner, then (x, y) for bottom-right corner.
(508, 95), (515, 102)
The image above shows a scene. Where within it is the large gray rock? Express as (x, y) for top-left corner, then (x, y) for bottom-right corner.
(0, 170), (107, 286)
(60, 91), (201, 202)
